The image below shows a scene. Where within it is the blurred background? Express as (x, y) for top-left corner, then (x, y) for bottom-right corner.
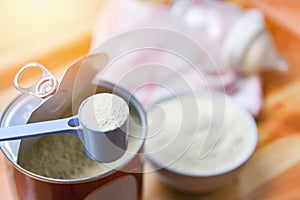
(0, 0), (104, 100)
(0, 0), (299, 95)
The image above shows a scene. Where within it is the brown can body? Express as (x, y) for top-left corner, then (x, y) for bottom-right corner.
(1, 83), (147, 200)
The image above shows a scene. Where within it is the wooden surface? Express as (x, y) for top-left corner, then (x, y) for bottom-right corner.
(1, 1), (300, 199)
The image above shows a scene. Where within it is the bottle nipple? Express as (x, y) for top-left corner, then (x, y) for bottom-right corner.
(242, 30), (288, 75)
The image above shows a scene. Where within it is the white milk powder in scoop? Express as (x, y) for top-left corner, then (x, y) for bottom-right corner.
(79, 93), (129, 132)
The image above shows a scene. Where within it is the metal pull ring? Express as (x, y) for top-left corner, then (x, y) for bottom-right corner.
(14, 62), (58, 98)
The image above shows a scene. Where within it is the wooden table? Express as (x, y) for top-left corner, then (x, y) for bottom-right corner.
(1, 1), (300, 199)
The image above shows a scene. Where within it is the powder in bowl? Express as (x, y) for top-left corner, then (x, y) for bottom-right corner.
(145, 93), (257, 176)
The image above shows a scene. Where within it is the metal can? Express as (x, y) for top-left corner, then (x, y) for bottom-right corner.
(0, 59), (147, 200)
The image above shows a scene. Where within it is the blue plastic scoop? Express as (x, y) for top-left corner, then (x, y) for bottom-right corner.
(0, 94), (129, 163)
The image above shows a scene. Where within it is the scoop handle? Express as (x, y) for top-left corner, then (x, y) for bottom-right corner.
(0, 116), (79, 141)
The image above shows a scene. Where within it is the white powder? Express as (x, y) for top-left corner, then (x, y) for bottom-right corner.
(18, 132), (141, 179)
(145, 94), (254, 175)
(18, 96), (143, 180)
(79, 93), (129, 131)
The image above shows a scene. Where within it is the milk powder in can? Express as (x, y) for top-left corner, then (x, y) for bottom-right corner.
(0, 54), (147, 200)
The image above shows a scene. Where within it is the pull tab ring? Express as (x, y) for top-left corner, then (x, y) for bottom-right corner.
(14, 62), (58, 98)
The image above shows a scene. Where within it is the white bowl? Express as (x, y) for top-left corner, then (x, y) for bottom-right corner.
(145, 92), (258, 193)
